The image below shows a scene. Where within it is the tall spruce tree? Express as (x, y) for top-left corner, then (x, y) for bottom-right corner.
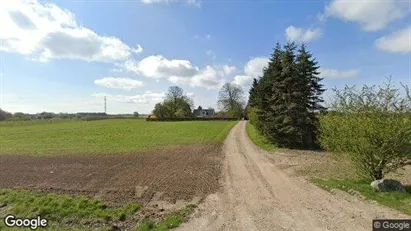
(256, 43), (284, 137)
(273, 42), (308, 147)
(248, 78), (260, 108)
(296, 44), (326, 148)
(249, 42), (326, 149)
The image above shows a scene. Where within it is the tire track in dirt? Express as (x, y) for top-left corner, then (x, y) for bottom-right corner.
(178, 121), (411, 231)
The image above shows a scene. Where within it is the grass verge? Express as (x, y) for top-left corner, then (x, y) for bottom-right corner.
(245, 122), (276, 151)
(215, 121), (238, 142)
(0, 189), (140, 229)
(133, 204), (196, 231)
(312, 178), (411, 215)
(0, 189), (197, 230)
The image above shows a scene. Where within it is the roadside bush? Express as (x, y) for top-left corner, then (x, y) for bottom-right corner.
(247, 107), (259, 125)
(320, 80), (411, 181)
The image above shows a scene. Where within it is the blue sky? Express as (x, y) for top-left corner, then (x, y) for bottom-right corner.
(1, 0), (410, 114)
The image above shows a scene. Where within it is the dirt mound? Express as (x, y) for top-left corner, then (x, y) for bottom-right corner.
(0, 144), (223, 205)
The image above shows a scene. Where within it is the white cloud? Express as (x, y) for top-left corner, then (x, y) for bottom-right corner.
(124, 55), (235, 89)
(167, 66), (225, 90)
(141, 0), (201, 7)
(375, 27), (411, 54)
(222, 65), (236, 76)
(91, 91), (194, 105)
(285, 26), (322, 43)
(319, 68), (360, 78)
(323, 0), (410, 31)
(185, 92), (195, 98)
(224, 57), (268, 91)
(132, 44), (144, 54)
(232, 75), (253, 89)
(92, 92), (165, 104)
(124, 55), (199, 79)
(94, 77), (144, 90)
(0, 0), (140, 62)
(244, 57), (269, 78)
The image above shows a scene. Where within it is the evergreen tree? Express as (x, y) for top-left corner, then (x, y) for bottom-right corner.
(248, 78), (260, 108)
(250, 41), (326, 149)
(272, 42), (308, 147)
(255, 43), (284, 137)
(296, 44), (326, 148)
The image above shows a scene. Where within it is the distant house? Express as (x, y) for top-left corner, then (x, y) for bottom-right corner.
(193, 106), (215, 117)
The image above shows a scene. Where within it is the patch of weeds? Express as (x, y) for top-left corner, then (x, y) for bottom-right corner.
(0, 189), (140, 229)
(0, 219), (112, 231)
(133, 204), (197, 231)
(312, 178), (411, 215)
(245, 122), (276, 152)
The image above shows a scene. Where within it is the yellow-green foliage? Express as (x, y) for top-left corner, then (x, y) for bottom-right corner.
(247, 107), (259, 125)
(320, 82), (411, 181)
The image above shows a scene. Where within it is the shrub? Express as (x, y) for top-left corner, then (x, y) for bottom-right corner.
(247, 107), (259, 125)
(320, 80), (411, 181)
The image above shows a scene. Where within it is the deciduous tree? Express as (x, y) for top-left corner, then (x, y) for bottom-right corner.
(218, 83), (245, 119)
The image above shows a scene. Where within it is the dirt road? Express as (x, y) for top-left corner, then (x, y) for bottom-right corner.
(178, 121), (410, 231)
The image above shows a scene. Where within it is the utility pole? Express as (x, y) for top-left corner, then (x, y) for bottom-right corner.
(104, 96), (107, 114)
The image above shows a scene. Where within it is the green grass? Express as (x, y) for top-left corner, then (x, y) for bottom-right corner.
(0, 119), (237, 155)
(312, 178), (411, 215)
(245, 122), (276, 151)
(133, 204), (197, 231)
(0, 189), (196, 231)
(0, 189), (140, 230)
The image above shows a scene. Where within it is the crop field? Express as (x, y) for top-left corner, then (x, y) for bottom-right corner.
(0, 119), (237, 230)
(0, 119), (236, 155)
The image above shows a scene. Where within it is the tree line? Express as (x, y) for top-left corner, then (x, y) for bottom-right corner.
(0, 110), (110, 121)
(151, 84), (245, 119)
(247, 42), (325, 149)
(0, 82), (246, 122)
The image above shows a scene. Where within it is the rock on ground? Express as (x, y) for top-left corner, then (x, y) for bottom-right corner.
(371, 179), (406, 193)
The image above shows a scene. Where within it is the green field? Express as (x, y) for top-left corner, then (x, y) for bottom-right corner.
(0, 119), (237, 155)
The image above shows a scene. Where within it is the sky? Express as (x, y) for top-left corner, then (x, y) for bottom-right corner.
(1, 0), (410, 114)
